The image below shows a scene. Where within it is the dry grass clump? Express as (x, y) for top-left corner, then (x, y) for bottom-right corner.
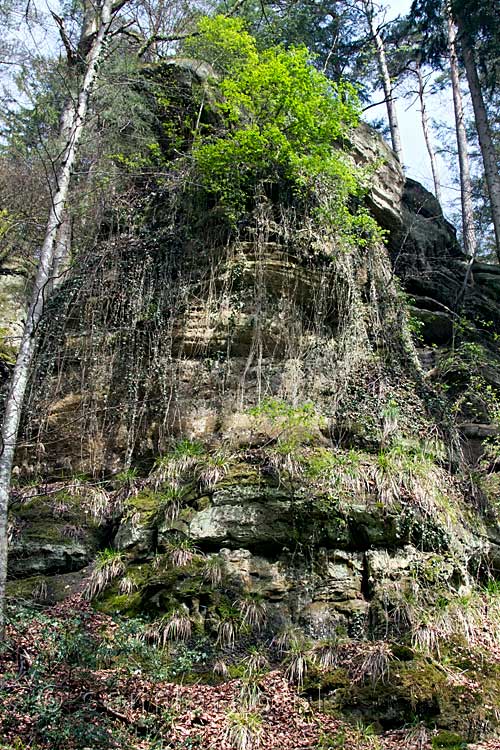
(146, 608), (192, 646)
(198, 450), (232, 490)
(237, 591), (267, 632)
(161, 609), (192, 643)
(32, 579), (48, 602)
(239, 671), (264, 710)
(166, 535), (199, 568)
(409, 585), (500, 657)
(283, 633), (311, 689)
(158, 485), (187, 524)
(217, 616), (239, 649)
(265, 448), (304, 483)
(350, 641), (393, 686)
(83, 548), (126, 600)
(371, 443), (452, 519)
(119, 575), (138, 595)
(213, 658), (230, 678)
(244, 646), (270, 676)
(150, 439), (205, 488)
(401, 723), (430, 750)
(203, 555), (225, 587)
(69, 481), (111, 523)
(271, 626), (303, 656)
(225, 710), (262, 750)
(310, 639), (340, 671)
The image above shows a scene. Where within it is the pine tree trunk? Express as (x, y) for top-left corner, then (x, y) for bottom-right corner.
(455, 16), (500, 263)
(363, 0), (404, 165)
(446, 7), (477, 259)
(416, 63), (442, 206)
(0, 0), (115, 639)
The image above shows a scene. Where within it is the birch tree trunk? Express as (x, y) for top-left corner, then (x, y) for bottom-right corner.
(455, 15), (500, 263)
(362, 0), (404, 165)
(415, 63), (442, 205)
(446, 7), (477, 260)
(0, 0), (115, 639)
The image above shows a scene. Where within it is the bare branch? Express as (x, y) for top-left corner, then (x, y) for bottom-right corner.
(51, 11), (76, 65)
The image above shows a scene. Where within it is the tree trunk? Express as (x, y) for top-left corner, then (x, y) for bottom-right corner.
(49, 213), (72, 292)
(362, 0), (404, 165)
(455, 15), (500, 263)
(446, 6), (477, 260)
(415, 63), (442, 206)
(0, 0), (115, 639)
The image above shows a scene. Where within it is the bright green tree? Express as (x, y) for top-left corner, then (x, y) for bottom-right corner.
(184, 16), (378, 243)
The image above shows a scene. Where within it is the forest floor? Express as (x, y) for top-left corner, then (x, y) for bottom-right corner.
(0, 597), (499, 750)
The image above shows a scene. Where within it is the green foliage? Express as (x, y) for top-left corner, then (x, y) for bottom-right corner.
(161, 438), (206, 462)
(431, 730), (467, 749)
(316, 729), (347, 749)
(305, 447), (361, 480)
(225, 709), (262, 750)
(0, 326), (17, 365)
(249, 398), (322, 436)
(185, 15), (259, 76)
(95, 547), (125, 569)
(185, 16), (380, 243)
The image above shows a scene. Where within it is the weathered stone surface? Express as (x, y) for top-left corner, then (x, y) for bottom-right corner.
(189, 499), (293, 547)
(9, 536), (95, 578)
(219, 548), (290, 600)
(6, 568), (89, 604)
(350, 122), (404, 231)
(7, 493), (103, 578)
(0, 269), (27, 348)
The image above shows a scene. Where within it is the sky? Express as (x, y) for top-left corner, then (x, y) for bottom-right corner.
(366, 0), (459, 219)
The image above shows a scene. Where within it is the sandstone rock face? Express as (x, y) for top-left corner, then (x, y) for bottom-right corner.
(350, 122), (404, 231)
(5, 64), (500, 738)
(7, 491), (103, 578)
(0, 265), (27, 395)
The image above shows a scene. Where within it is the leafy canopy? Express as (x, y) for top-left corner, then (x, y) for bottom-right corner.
(185, 16), (377, 240)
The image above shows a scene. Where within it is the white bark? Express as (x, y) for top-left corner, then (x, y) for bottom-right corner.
(456, 16), (500, 263)
(50, 213), (72, 292)
(446, 8), (477, 260)
(415, 63), (442, 206)
(0, 0), (115, 638)
(362, 0), (404, 165)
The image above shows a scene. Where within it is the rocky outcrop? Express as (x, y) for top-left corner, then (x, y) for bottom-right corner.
(4, 64), (500, 740)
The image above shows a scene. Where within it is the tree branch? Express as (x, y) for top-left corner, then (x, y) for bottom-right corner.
(51, 12), (76, 65)
(138, 0), (249, 58)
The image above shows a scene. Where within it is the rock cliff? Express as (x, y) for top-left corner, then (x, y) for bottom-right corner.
(3, 63), (500, 741)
